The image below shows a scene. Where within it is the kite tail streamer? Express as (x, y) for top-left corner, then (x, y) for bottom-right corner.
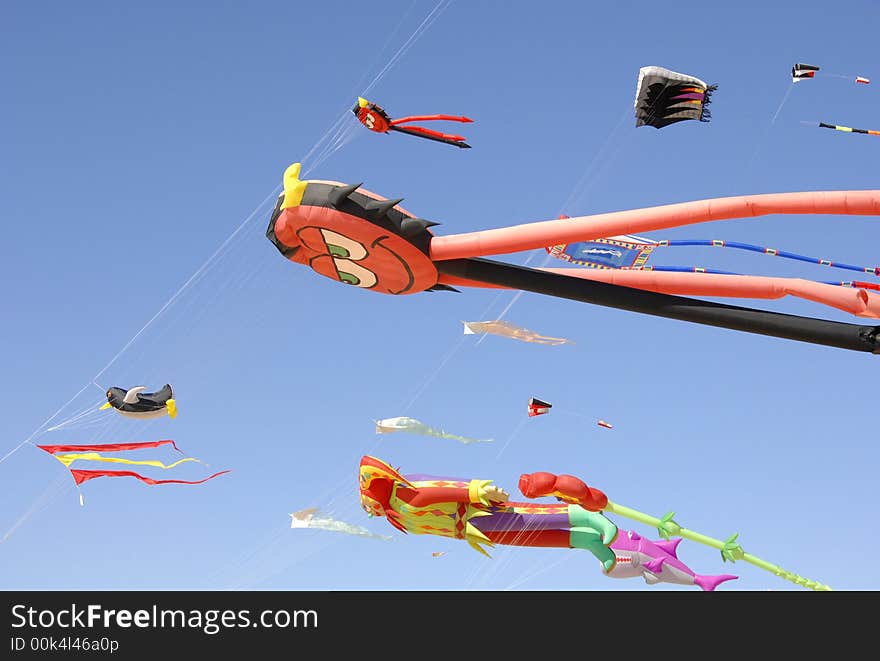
(432, 429), (492, 444)
(37, 440), (184, 455)
(603, 501), (831, 591)
(69, 469), (230, 486)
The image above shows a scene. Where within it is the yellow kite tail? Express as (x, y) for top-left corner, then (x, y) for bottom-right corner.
(51, 452), (202, 470)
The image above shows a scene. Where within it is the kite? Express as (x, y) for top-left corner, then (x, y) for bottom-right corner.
(547, 232), (657, 269)
(462, 319), (573, 345)
(100, 384), (177, 419)
(265, 162), (880, 354)
(633, 66), (716, 129)
(352, 97), (472, 149)
(791, 63), (869, 84)
(431, 551), (447, 558)
(37, 440), (228, 503)
(791, 62), (820, 82)
(819, 121), (880, 137)
(358, 456), (740, 591)
(374, 416), (492, 445)
(597, 420), (613, 429)
(290, 507), (391, 540)
(527, 398), (551, 417)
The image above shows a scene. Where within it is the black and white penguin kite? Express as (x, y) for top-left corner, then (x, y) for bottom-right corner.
(100, 384), (177, 419)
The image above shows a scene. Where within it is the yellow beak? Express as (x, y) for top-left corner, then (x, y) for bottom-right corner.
(99, 402), (112, 410)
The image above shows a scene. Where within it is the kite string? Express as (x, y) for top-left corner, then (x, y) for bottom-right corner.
(503, 552), (575, 590)
(1, 473), (75, 544)
(349, 0), (420, 97)
(0, 187), (278, 468)
(399, 336), (467, 414)
(0, 382), (94, 466)
(476, 107), (634, 335)
(360, 0), (453, 96)
(91, 186), (282, 385)
(493, 417), (526, 460)
(300, 0), (454, 177)
(770, 83), (794, 125)
(744, 83), (795, 186)
(301, 111), (355, 174)
(43, 397), (107, 433)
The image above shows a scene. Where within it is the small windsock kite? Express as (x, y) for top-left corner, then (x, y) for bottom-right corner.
(528, 398), (552, 417)
(792, 63), (820, 82)
(353, 97), (473, 149)
(597, 420), (613, 429)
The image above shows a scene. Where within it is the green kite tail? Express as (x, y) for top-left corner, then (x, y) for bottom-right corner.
(603, 501), (832, 591)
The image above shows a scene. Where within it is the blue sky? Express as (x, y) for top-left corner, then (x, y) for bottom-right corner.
(3, 0), (879, 591)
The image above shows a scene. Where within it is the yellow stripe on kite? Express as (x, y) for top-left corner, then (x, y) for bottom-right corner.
(51, 452), (202, 470)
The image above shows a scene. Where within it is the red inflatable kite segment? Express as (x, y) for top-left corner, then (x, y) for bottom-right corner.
(266, 163), (880, 354)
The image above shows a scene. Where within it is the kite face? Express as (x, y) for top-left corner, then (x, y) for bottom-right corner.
(266, 166), (439, 295)
(266, 163), (880, 354)
(358, 455), (409, 517)
(353, 98), (392, 133)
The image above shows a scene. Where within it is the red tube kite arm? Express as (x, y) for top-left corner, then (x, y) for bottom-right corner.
(518, 472), (608, 511)
(438, 269), (880, 318)
(542, 269), (880, 318)
(70, 469), (230, 486)
(389, 125), (467, 143)
(390, 114), (474, 125)
(429, 190), (880, 261)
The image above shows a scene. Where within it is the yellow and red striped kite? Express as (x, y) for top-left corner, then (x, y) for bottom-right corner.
(37, 440), (229, 487)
